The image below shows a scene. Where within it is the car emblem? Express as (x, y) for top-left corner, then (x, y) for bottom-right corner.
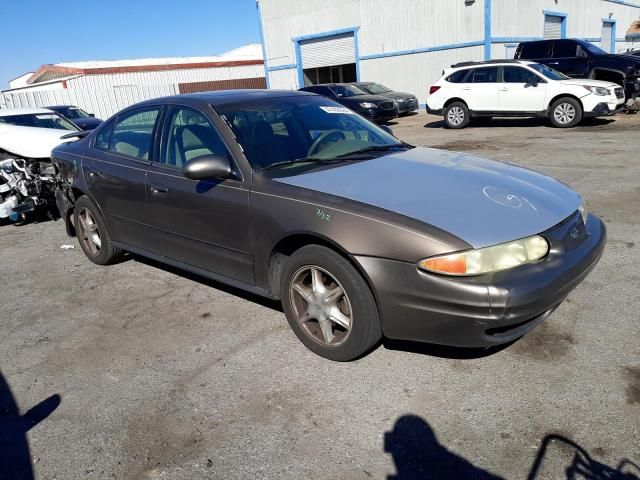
(483, 186), (538, 212)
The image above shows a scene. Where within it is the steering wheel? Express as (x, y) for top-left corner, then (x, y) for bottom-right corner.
(307, 130), (346, 157)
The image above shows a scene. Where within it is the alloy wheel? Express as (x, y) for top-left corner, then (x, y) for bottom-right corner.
(289, 265), (352, 346)
(447, 106), (465, 126)
(554, 103), (576, 125)
(77, 207), (102, 256)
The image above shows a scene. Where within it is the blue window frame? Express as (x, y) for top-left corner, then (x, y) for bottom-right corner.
(543, 10), (568, 39)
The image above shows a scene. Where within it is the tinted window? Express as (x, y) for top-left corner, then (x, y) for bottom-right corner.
(161, 107), (230, 169)
(502, 67), (541, 84)
(110, 108), (160, 160)
(470, 67), (498, 83)
(518, 42), (548, 59)
(94, 119), (114, 150)
(446, 70), (470, 83)
(553, 40), (578, 58)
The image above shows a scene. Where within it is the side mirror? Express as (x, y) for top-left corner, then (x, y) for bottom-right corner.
(380, 125), (394, 136)
(525, 79), (539, 88)
(89, 113), (95, 117)
(183, 154), (231, 180)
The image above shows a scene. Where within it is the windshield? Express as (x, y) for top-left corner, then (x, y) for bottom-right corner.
(59, 107), (91, 119)
(215, 96), (403, 172)
(0, 113), (78, 131)
(528, 63), (570, 80)
(359, 83), (392, 95)
(328, 85), (367, 98)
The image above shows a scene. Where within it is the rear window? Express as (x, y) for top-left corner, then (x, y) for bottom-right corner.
(470, 67), (498, 83)
(446, 70), (470, 83)
(518, 42), (548, 59)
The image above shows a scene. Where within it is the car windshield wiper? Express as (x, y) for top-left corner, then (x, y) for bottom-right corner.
(259, 157), (324, 171)
(334, 143), (413, 159)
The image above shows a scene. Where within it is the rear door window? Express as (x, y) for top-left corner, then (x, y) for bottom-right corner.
(470, 67), (499, 83)
(108, 108), (161, 160)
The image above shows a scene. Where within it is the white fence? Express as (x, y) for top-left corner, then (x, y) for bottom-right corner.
(0, 84), (179, 120)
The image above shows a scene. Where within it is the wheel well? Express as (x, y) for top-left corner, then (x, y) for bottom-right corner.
(266, 234), (381, 316)
(443, 98), (467, 109)
(590, 69), (624, 86)
(65, 187), (86, 236)
(548, 94), (584, 113)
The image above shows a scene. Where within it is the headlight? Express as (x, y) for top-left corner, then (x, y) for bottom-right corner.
(396, 98), (405, 103)
(578, 201), (588, 225)
(583, 86), (610, 96)
(418, 235), (549, 276)
(360, 102), (377, 109)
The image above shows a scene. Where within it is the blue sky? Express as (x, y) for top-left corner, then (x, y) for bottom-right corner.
(0, 0), (261, 88)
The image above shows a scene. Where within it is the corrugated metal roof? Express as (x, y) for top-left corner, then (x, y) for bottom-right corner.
(56, 44), (263, 69)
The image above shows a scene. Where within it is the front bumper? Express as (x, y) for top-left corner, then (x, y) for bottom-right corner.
(397, 98), (419, 114)
(355, 211), (606, 348)
(584, 101), (625, 117)
(359, 107), (399, 123)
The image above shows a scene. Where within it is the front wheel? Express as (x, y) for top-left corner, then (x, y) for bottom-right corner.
(280, 245), (382, 361)
(549, 98), (583, 128)
(444, 102), (470, 129)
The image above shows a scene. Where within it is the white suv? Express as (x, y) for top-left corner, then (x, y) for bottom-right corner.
(426, 60), (625, 128)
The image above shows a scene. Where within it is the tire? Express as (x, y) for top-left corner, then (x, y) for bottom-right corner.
(74, 195), (124, 265)
(549, 97), (583, 128)
(444, 101), (470, 129)
(280, 245), (382, 361)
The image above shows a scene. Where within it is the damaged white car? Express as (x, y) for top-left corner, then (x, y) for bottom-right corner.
(0, 108), (79, 223)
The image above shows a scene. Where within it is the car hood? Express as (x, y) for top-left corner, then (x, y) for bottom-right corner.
(559, 78), (620, 89)
(0, 124), (76, 158)
(274, 147), (582, 249)
(343, 94), (394, 105)
(378, 91), (416, 100)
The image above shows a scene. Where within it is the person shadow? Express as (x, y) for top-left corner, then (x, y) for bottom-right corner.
(384, 415), (504, 480)
(0, 371), (61, 480)
(384, 415), (639, 480)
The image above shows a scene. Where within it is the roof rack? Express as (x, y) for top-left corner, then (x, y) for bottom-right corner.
(451, 59), (521, 68)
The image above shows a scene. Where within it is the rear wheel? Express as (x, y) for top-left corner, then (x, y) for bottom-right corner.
(280, 245), (381, 361)
(444, 102), (470, 129)
(549, 97), (583, 128)
(74, 196), (124, 265)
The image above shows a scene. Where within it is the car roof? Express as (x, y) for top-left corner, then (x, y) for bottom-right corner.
(0, 107), (55, 117)
(450, 59), (535, 70)
(132, 89), (317, 108)
(45, 105), (76, 109)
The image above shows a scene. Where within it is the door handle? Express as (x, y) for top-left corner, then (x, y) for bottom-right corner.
(150, 182), (169, 196)
(499, 88), (510, 92)
(462, 87), (472, 90)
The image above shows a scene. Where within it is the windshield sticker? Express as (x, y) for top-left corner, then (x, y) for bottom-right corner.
(319, 106), (355, 115)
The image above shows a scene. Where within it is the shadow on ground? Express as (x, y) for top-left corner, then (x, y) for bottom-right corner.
(384, 415), (640, 480)
(423, 117), (615, 129)
(0, 371), (61, 480)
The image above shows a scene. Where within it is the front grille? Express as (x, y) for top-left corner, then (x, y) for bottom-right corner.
(615, 87), (624, 99)
(380, 101), (395, 110)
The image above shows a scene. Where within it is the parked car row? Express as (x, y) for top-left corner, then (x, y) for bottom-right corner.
(299, 82), (419, 123)
(426, 38), (639, 128)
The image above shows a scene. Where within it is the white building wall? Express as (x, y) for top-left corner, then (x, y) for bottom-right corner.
(260, 0), (640, 104)
(492, 0), (640, 52)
